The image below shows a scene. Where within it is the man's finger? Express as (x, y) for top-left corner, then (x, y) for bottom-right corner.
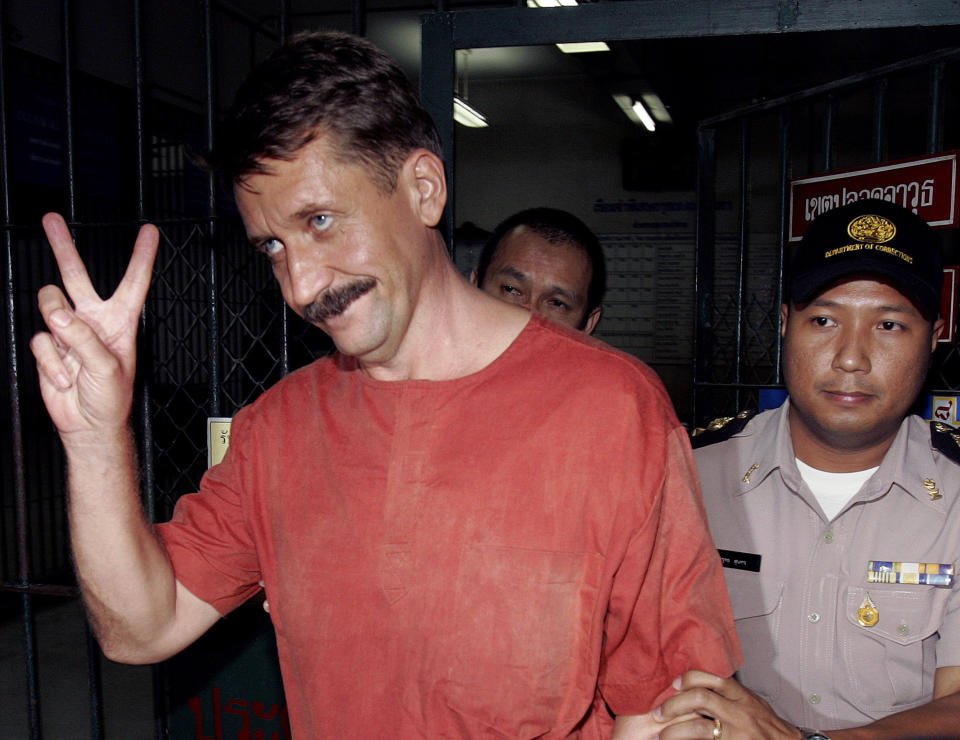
(657, 686), (727, 723)
(658, 716), (724, 740)
(41, 212), (99, 305)
(677, 670), (742, 699)
(37, 304), (123, 381)
(114, 223), (159, 308)
(30, 332), (73, 392)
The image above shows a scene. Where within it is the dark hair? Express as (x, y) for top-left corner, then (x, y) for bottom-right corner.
(475, 207), (607, 315)
(213, 31), (442, 192)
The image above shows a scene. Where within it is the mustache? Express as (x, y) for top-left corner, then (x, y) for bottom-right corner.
(304, 279), (376, 323)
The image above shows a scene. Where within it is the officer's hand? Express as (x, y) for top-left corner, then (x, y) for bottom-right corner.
(30, 213), (158, 442)
(653, 671), (800, 740)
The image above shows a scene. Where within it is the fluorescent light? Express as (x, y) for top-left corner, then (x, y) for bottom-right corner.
(556, 41), (610, 54)
(641, 92), (673, 124)
(453, 96), (488, 128)
(526, 0), (610, 53)
(612, 93), (656, 132)
(631, 101), (656, 132)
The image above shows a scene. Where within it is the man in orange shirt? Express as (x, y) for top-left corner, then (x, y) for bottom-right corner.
(31, 31), (739, 738)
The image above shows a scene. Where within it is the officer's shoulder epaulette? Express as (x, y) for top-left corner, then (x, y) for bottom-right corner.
(930, 420), (960, 467)
(690, 409), (757, 449)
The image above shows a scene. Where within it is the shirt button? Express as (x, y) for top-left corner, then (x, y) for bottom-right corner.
(808, 693), (821, 705)
(823, 531), (834, 543)
(898, 624), (911, 636)
(808, 612), (821, 623)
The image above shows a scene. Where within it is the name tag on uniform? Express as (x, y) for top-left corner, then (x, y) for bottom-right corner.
(718, 549), (762, 572)
(867, 560), (955, 587)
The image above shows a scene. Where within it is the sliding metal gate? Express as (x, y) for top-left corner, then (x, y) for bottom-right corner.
(0, 3), (331, 737)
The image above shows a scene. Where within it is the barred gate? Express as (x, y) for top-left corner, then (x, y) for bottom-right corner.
(693, 47), (960, 425)
(0, 3), (332, 737)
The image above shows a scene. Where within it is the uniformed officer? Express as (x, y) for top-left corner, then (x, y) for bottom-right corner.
(652, 198), (960, 739)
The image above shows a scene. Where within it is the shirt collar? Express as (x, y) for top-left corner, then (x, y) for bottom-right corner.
(735, 401), (944, 509)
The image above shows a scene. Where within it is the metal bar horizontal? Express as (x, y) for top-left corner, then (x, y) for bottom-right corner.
(699, 45), (960, 125)
(0, 582), (79, 597)
(436, 0), (960, 49)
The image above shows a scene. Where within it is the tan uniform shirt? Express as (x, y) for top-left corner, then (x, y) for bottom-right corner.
(695, 402), (960, 729)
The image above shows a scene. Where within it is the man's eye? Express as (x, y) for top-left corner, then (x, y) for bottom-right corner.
(261, 238), (283, 256)
(879, 320), (902, 331)
(547, 299), (569, 311)
(501, 284), (521, 296)
(813, 316), (835, 327)
(311, 214), (332, 232)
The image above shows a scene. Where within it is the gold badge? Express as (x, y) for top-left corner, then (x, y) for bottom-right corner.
(858, 593), (879, 627)
(923, 479), (943, 501)
(742, 462), (759, 484)
(847, 214), (896, 243)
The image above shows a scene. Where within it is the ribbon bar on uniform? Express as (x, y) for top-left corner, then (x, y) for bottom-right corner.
(867, 560), (954, 587)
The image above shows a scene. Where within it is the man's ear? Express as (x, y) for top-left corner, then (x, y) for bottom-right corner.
(469, 268), (479, 287)
(932, 317), (946, 351)
(780, 303), (789, 339)
(583, 306), (602, 335)
(402, 149), (447, 228)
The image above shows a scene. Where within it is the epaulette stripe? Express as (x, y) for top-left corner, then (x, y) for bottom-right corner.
(690, 410), (757, 449)
(930, 420), (960, 467)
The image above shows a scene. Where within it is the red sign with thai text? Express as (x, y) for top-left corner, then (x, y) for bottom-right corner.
(789, 152), (960, 242)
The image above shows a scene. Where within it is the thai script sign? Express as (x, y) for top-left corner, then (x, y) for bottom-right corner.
(789, 152), (960, 242)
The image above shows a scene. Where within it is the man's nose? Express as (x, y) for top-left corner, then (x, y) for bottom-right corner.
(285, 247), (332, 309)
(832, 328), (871, 373)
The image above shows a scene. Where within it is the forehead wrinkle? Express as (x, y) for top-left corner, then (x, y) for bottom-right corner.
(808, 295), (919, 316)
(492, 265), (529, 284)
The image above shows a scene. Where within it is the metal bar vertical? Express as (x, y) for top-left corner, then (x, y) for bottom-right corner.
(62, 0), (77, 221)
(419, 13), (455, 250)
(734, 118), (750, 412)
(1, 1), (42, 736)
(62, 1), (106, 735)
(927, 61), (945, 154)
(693, 125), (717, 425)
(279, 0), (291, 377)
(204, 0), (221, 416)
(353, 0), (367, 37)
(279, 0), (291, 40)
(774, 110), (791, 385)
(127, 1), (164, 736)
(822, 93), (835, 172)
(872, 78), (887, 163)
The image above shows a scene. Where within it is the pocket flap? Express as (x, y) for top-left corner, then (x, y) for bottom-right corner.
(845, 586), (939, 645)
(725, 570), (784, 620)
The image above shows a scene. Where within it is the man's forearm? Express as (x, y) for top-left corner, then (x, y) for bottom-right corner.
(65, 427), (180, 662)
(829, 692), (960, 740)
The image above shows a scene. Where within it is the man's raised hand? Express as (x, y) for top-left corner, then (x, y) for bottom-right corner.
(30, 213), (158, 441)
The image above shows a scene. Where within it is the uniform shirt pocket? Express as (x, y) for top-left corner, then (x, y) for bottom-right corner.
(726, 570), (785, 702)
(841, 586), (940, 712)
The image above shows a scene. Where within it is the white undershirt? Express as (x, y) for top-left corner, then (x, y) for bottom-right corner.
(795, 458), (879, 521)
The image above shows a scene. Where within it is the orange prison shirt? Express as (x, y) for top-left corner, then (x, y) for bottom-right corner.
(158, 316), (741, 738)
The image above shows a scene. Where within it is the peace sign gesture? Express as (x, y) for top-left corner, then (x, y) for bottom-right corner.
(30, 213), (159, 443)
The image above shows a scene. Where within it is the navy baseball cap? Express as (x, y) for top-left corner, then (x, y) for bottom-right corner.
(788, 198), (943, 319)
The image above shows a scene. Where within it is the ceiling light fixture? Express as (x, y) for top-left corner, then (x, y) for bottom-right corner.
(526, 0), (610, 53)
(454, 49), (489, 128)
(556, 41), (611, 54)
(454, 95), (488, 128)
(613, 93), (656, 132)
(641, 92), (673, 125)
